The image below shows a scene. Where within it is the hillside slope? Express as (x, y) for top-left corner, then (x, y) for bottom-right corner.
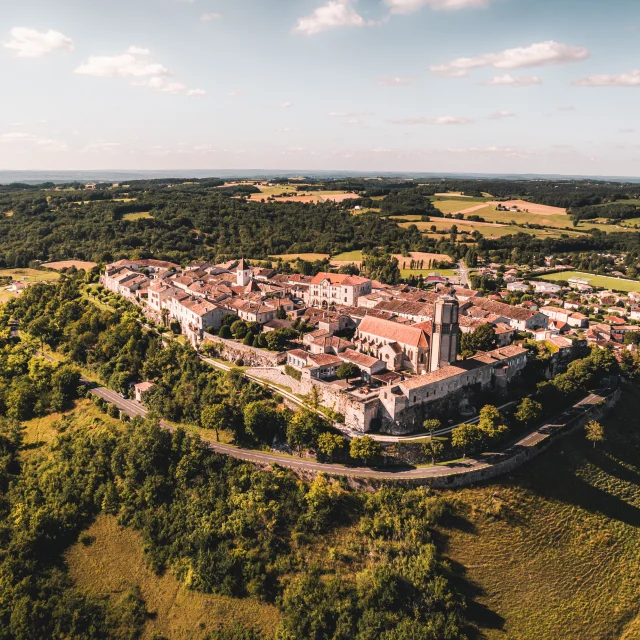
(444, 388), (640, 639)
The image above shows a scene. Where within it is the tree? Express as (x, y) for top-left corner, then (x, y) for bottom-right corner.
(287, 410), (325, 455)
(317, 432), (347, 461)
(201, 403), (226, 442)
(219, 324), (232, 339)
(243, 400), (284, 444)
(460, 322), (496, 357)
(423, 418), (441, 436)
(585, 420), (605, 448)
(349, 436), (382, 465)
(423, 438), (444, 465)
(336, 362), (360, 382)
(451, 423), (482, 458)
(478, 404), (509, 442)
(276, 305), (287, 320)
(515, 397), (542, 425)
(230, 320), (249, 340)
(169, 320), (181, 335)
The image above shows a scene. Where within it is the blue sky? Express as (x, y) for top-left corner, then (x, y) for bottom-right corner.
(2, 0), (640, 175)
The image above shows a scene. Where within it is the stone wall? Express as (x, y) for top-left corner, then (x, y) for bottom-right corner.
(201, 334), (286, 367)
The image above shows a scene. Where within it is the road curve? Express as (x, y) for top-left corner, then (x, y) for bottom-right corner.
(85, 378), (610, 481)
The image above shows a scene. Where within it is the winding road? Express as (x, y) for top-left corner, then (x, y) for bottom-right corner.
(86, 378), (611, 481)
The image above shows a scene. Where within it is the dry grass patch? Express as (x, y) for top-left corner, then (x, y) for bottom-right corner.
(66, 515), (279, 640)
(123, 212), (153, 221)
(493, 199), (568, 216)
(269, 253), (329, 262)
(42, 260), (98, 271)
(392, 251), (451, 268)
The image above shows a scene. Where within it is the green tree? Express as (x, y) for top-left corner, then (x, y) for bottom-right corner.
(423, 438), (444, 465)
(230, 320), (249, 339)
(201, 403), (227, 442)
(317, 432), (347, 461)
(243, 400), (284, 444)
(219, 325), (232, 339)
(286, 410), (325, 454)
(423, 418), (441, 436)
(336, 362), (360, 381)
(585, 420), (605, 448)
(349, 435), (382, 465)
(460, 322), (496, 357)
(451, 423), (482, 458)
(515, 397), (542, 425)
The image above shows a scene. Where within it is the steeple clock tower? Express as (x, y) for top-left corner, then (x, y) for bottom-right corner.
(428, 296), (459, 372)
(236, 259), (252, 287)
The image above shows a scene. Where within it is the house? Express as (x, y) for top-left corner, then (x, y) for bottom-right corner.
(286, 349), (342, 380)
(532, 281), (562, 294)
(466, 299), (548, 332)
(307, 272), (372, 308)
(630, 306), (640, 321)
(338, 349), (386, 382)
(133, 381), (156, 403)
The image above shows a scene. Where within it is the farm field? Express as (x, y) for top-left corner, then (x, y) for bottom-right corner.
(393, 251), (452, 268)
(495, 199), (567, 216)
(123, 211), (153, 221)
(42, 260), (98, 271)
(248, 185), (359, 203)
(0, 290), (17, 303)
(331, 250), (363, 263)
(393, 217), (582, 239)
(0, 268), (61, 282)
(66, 515), (279, 640)
(540, 271), (640, 293)
(431, 198), (491, 215)
(269, 253), (329, 262)
(445, 391), (640, 640)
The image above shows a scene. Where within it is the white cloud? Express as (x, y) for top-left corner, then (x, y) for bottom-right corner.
(3, 27), (74, 58)
(572, 70), (640, 87)
(228, 89), (245, 98)
(481, 74), (542, 87)
(75, 51), (169, 78)
(75, 47), (204, 97)
(280, 101), (293, 108)
(201, 12), (222, 21)
(0, 132), (66, 150)
(489, 110), (516, 119)
(445, 145), (532, 158)
(390, 115), (472, 125)
(328, 110), (373, 117)
(294, 0), (366, 35)
(377, 75), (414, 86)
(344, 118), (362, 125)
(431, 41), (589, 78)
(83, 142), (121, 152)
(275, 126), (292, 133)
(385, 0), (492, 13)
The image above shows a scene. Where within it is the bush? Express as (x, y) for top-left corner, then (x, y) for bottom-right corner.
(219, 325), (232, 339)
(284, 364), (302, 381)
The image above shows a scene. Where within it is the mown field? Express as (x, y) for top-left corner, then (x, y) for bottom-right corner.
(0, 268), (61, 282)
(123, 211), (153, 221)
(540, 271), (640, 293)
(444, 390), (640, 640)
(269, 252), (330, 262)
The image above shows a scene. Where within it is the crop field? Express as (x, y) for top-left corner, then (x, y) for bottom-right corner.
(248, 185), (359, 203)
(42, 260), (98, 271)
(445, 391), (640, 640)
(123, 211), (153, 221)
(67, 515), (279, 640)
(269, 253), (330, 262)
(540, 271), (640, 293)
(393, 251), (452, 268)
(0, 268), (61, 282)
(431, 198), (492, 215)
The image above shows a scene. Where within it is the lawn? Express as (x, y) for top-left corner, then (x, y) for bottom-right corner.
(269, 253), (330, 262)
(123, 211), (153, 221)
(444, 390), (640, 640)
(0, 268), (61, 282)
(66, 515), (279, 640)
(331, 250), (364, 262)
(540, 271), (640, 293)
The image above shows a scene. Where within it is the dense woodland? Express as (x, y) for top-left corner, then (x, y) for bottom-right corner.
(4, 176), (640, 270)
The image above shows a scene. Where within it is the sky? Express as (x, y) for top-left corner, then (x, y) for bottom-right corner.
(2, 0), (640, 176)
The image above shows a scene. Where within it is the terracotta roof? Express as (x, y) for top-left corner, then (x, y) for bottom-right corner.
(310, 272), (350, 285)
(340, 349), (382, 368)
(307, 353), (342, 367)
(358, 315), (429, 348)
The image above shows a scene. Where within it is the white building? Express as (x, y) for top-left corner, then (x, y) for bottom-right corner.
(308, 272), (372, 308)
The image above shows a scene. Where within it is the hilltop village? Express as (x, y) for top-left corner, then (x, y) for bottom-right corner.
(96, 255), (632, 435)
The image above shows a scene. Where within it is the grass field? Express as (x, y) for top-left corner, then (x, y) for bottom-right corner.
(0, 290), (17, 303)
(249, 185), (358, 203)
(400, 269), (459, 278)
(66, 515), (279, 640)
(123, 211), (153, 221)
(269, 253), (330, 262)
(540, 271), (640, 293)
(331, 250), (363, 262)
(431, 198), (489, 215)
(0, 268), (61, 282)
(445, 390), (640, 639)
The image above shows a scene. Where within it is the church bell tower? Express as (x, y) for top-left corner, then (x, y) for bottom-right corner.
(429, 296), (459, 372)
(236, 258), (252, 287)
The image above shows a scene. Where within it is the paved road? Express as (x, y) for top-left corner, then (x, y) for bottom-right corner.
(85, 378), (610, 480)
(457, 261), (471, 288)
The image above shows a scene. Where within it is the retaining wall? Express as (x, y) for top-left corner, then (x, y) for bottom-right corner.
(201, 334), (286, 367)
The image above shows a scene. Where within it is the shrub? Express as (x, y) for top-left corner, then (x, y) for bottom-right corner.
(219, 325), (232, 339)
(285, 364), (302, 381)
